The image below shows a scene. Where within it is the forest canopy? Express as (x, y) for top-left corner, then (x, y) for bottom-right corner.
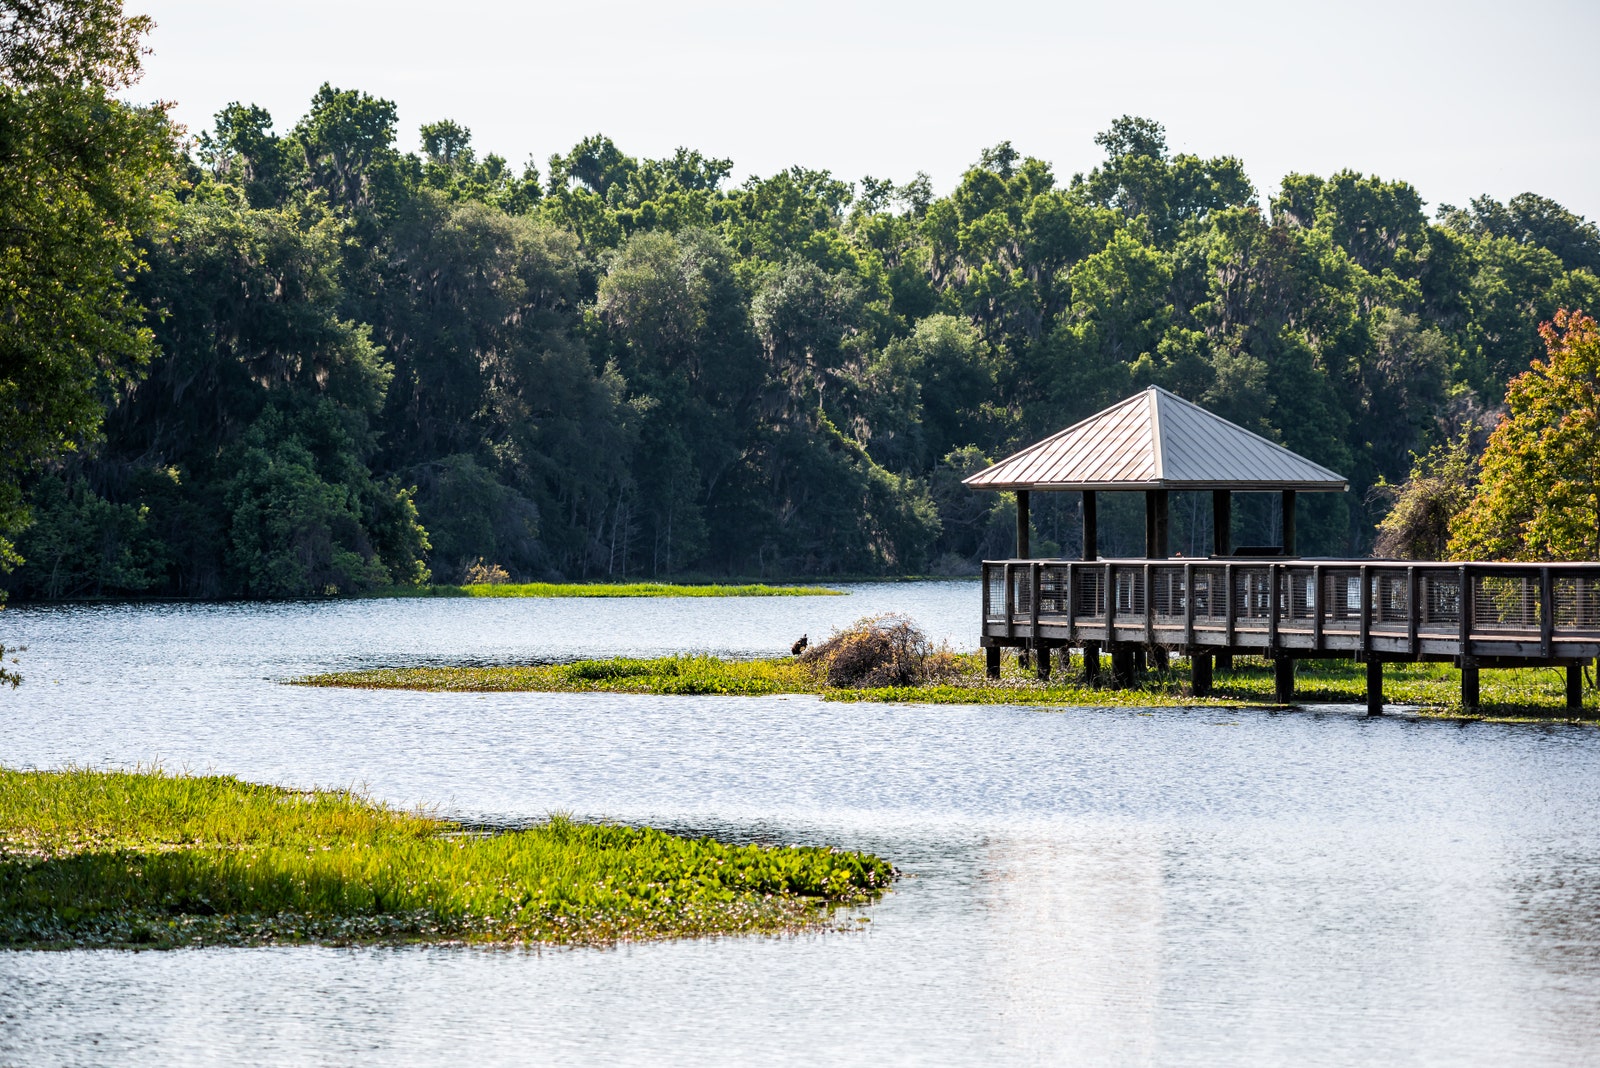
(4, 57), (1599, 597)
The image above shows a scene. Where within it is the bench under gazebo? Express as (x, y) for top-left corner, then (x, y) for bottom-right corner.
(964, 386), (1599, 713)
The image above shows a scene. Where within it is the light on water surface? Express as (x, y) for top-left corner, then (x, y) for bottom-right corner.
(1, 583), (1598, 1066)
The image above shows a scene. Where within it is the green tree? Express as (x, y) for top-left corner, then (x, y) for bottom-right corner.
(1452, 310), (1600, 560)
(1372, 433), (1477, 559)
(0, 0), (171, 577)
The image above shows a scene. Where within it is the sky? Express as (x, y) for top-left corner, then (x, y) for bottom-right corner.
(131, 0), (1600, 220)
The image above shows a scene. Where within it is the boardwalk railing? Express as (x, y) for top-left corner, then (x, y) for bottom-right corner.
(981, 559), (1600, 662)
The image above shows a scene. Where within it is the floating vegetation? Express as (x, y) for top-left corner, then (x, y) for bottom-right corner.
(0, 769), (893, 950)
(301, 652), (1597, 720)
(304, 655), (812, 696)
(379, 582), (844, 599)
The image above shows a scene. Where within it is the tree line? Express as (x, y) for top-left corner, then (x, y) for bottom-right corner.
(4, 1), (1600, 601)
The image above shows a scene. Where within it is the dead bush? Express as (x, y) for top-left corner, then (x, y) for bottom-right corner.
(801, 614), (935, 687)
(464, 558), (511, 585)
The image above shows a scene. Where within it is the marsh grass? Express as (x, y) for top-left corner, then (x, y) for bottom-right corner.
(374, 582), (843, 599)
(305, 655), (813, 696)
(0, 769), (893, 950)
(301, 653), (1597, 721)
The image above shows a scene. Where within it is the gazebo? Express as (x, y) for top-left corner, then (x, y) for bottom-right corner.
(963, 385), (1348, 561)
(962, 387), (1598, 714)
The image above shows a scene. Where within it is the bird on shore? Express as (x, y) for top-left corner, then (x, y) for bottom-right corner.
(791, 634), (808, 656)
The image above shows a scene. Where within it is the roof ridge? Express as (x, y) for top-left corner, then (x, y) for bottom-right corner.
(1146, 385), (1163, 481)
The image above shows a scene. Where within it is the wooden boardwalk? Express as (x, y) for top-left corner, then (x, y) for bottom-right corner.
(980, 558), (1600, 712)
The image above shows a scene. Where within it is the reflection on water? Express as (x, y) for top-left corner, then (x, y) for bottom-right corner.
(1, 585), (1598, 1066)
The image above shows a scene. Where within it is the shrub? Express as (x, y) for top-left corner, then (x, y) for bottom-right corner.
(802, 614), (936, 687)
(464, 558), (511, 585)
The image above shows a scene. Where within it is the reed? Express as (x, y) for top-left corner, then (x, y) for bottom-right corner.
(0, 768), (892, 949)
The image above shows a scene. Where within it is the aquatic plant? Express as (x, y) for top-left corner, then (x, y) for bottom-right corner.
(300, 653), (1597, 720)
(0, 769), (894, 949)
(372, 581), (844, 598)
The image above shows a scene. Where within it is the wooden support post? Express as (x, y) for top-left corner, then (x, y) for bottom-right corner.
(1312, 564), (1325, 652)
(1150, 647), (1169, 671)
(1267, 563), (1280, 654)
(1028, 561), (1040, 649)
(1540, 567), (1554, 660)
(985, 645), (1001, 680)
(1212, 489), (1231, 557)
(1083, 642), (1102, 685)
(1082, 491), (1098, 561)
(1359, 564), (1372, 659)
(1183, 562), (1196, 649)
(1192, 652), (1213, 697)
(1057, 645), (1073, 674)
(1111, 647), (1136, 688)
(1274, 656), (1296, 704)
(1568, 664), (1584, 712)
(1017, 648), (1030, 670)
(1282, 489), (1297, 556)
(1036, 644), (1052, 682)
(1460, 658), (1479, 710)
(1407, 566), (1420, 657)
(1366, 658), (1384, 716)
(1016, 490), (1031, 560)
(1216, 651), (1233, 672)
(1145, 489), (1169, 559)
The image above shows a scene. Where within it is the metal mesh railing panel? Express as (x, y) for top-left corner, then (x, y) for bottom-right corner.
(1554, 575), (1600, 630)
(985, 567), (1007, 622)
(1038, 565), (1071, 617)
(1233, 569), (1272, 623)
(1472, 574), (1541, 631)
(1113, 570), (1146, 624)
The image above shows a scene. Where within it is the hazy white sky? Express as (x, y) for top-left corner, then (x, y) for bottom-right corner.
(132, 0), (1600, 219)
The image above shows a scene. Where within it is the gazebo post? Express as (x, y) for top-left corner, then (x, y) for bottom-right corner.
(1015, 490), (1030, 559)
(1081, 489), (1099, 684)
(1145, 489), (1169, 559)
(1014, 490), (1032, 671)
(1212, 489), (1233, 673)
(1081, 491), (1097, 561)
(1282, 489), (1297, 556)
(1143, 490), (1169, 669)
(1212, 490), (1232, 557)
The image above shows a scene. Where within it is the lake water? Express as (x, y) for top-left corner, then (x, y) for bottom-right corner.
(1, 583), (1598, 1066)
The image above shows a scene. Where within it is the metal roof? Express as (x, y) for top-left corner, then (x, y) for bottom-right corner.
(963, 386), (1348, 492)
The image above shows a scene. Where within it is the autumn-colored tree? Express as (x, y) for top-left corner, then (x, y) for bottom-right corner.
(1450, 310), (1600, 560)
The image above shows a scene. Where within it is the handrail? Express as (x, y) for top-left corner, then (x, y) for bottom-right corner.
(978, 557), (1600, 661)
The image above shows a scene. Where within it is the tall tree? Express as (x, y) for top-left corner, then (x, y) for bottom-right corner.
(1452, 310), (1600, 560)
(0, 0), (171, 574)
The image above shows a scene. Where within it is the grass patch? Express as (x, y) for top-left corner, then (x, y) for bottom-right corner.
(299, 653), (1598, 721)
(304, 655), (812, 696)
(373, 582), (843, 599)
(0, 768), (893, 950)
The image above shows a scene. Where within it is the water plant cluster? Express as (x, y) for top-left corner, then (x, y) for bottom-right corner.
(0, 769), (893, 949)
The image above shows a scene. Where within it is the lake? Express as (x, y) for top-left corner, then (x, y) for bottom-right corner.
(1, 582), (1597, 1066)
